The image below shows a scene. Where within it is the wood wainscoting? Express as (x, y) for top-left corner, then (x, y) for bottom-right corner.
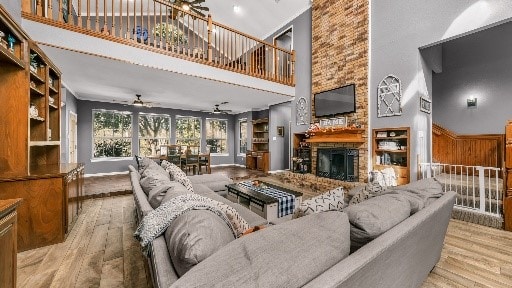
(432, 123), (505, 170)
(504, 120), (512, 231)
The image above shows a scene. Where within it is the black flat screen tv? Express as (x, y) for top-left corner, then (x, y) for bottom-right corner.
(314, 84), (356, 117)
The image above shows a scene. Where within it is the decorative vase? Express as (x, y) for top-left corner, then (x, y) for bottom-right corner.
(29, 104), (38, 118)
(7, 34), (15, 53)
(0, 31), (6, 49)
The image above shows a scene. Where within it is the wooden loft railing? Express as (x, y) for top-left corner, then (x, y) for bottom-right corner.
(21, 0), (296, 86)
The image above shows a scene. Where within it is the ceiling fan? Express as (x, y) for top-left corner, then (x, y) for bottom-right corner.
(113, 94), (153, 108)
(202, 102), (232, 114)
(168, 0), (210, 18)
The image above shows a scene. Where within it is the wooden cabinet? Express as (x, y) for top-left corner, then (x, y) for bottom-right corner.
(246, 118), (270, 172)
(292, 133), (311, 174)
(0, 199), (22, 288)
(372, 127), (410, 185)
(0, 164), (84, 251)
(505, 121), (512, 231)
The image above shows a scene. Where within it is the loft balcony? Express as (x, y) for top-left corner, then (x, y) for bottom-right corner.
(20, 0), (296, 87)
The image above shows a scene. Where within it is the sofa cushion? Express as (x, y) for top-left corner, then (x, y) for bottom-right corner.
(149, 181), (192, 208)
(345, 194), (411, 251)
(172, 211), (350, 288)
(348, 182), (385, 205)
(164, 210), (235, 277)
(188, 174), (233, 192)
(292, 187), (346, 219)
(388, 177), (444, 213)
(139, 160), (172, 196)
(161, 161), (194, 193)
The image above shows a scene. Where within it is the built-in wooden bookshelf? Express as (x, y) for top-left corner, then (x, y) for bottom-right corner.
(246, 118), (270, 172)
(0, 5), (83, 252)
(372, 127), (410, 185)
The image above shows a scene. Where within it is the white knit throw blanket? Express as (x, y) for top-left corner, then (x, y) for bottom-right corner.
(134, 194), (249, 255)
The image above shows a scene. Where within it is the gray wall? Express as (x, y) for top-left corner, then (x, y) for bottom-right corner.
(265, 8), (312, 135)
(371, 0), (512, 180)
(60, 87), (78, 163)
(1, 0), (21, 24)
(433, 21), (512, 134)
(269, 102), (291, 171)
(77, 99), (236, 174)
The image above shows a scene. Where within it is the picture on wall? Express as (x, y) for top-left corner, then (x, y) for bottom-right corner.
(277, 126), (284, 137)
(420, 97), (431, 114)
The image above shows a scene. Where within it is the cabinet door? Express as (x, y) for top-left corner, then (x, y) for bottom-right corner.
(257, 156), (264, 171)
(65, 171), (78, 234)
(0, 212), (16, 288)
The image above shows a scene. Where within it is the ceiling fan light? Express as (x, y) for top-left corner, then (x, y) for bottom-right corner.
(133, 99), (144, 106)
(182, 3), (190, 11)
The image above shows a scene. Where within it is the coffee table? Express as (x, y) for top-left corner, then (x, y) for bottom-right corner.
(226, 181), (303, 222)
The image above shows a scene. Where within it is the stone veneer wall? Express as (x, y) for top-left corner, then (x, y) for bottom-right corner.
(311, 0), (369, 182)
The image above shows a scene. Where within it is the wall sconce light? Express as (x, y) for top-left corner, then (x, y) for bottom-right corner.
(467, 97), (477, 108)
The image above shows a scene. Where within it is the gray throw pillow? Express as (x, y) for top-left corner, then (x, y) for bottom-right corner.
(159, 182), (192, 206)
(345, 194), (411, 252)
(162, 161), (194, 193)
(348, 182), (385, 205)
(139, 162), (172, 196)
(165, 210), (235, 277)
(388, 178), (444, 214)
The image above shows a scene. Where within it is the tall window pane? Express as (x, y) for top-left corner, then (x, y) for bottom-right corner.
(176, 116), (201, 147)
(138, 113), (170, 156)
(239, 119), (247, 154)
(93, 110), (132, 158)
(206, 118), (228, 154)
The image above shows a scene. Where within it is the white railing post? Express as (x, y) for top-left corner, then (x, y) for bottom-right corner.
(476, 166), (486, 212)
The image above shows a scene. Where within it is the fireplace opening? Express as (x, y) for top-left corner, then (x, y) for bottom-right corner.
(317, 148), (359, 181)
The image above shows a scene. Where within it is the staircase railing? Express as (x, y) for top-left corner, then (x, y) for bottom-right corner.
(21, 0), (296, 86)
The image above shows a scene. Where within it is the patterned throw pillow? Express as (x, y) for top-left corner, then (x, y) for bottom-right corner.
(292, 187), (346, 219)
(349, 182), (384, 206)
(161, 160), (194, 193)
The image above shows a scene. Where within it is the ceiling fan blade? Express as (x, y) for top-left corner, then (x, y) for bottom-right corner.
(193, 6), (209, 11)
(189, 0), (206, 4)
(189, 8), (206, 17)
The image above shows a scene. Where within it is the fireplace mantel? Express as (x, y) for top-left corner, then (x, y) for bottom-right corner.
(305, 128), (365, 143)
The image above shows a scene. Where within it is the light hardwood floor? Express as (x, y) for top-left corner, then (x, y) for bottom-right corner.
(17, 195), (150, 288)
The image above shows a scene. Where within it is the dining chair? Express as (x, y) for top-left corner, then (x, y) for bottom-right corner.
(199, 150), (211, 174)
(183, 145), (200, 175)
(166, 145), (182, 166)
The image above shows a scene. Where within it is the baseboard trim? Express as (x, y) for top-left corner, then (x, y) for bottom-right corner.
(81, 190), (132, 200)
(84, 171), (129, 178)
(268, 169), (290, 174)
(210, 164), (246, 168)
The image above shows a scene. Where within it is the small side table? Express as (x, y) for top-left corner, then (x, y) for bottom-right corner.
(0, 198), (22, 288)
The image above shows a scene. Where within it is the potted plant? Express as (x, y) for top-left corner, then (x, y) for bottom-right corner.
(152, 23), (188, 46)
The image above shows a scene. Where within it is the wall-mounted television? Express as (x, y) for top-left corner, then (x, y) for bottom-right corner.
(314, 84), (356, 117)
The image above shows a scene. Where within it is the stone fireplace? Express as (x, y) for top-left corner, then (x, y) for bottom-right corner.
(317, 148), (359, 181)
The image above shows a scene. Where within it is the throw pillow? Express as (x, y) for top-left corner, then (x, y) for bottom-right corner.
(139, 159), (172, 196)
(345, 193), (411, 252)
(162, 160), (194, 193)
(165, 210), (236, 276)
(292, 187), (346, 219)
(348, 182), (385, 206)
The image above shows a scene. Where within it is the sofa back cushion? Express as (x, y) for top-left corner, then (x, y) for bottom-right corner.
(165, 210), (235, 276)
(172, 211), (350, 287)
(345, 194), (411, 252)
(161, 161), (194, 193)
(139, 160), (171, 196)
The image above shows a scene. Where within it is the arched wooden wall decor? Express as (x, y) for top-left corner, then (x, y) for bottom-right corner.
(377, 75), (402, 117)
(296, 97), (308, 125)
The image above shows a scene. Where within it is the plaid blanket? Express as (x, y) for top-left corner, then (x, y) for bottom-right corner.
(238, 181), (296, 218)
(134, 194), (249, 256)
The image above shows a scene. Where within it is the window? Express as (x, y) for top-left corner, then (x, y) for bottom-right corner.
(206, 118), (228, 154)
(93, 110), (132, 158)
(138, 113), (171, 156)
(176, 116), (201, 147)
(239, 119), (247, 154)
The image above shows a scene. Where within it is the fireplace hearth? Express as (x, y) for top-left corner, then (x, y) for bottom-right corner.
(316, 148), (359, 182)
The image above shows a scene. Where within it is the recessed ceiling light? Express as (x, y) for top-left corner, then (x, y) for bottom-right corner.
(233, 5), (241, 13)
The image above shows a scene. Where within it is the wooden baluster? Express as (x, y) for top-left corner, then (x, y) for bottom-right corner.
(36, 0), (43, 17)
(102, 0), (107, 33)
(166, 6), (170, 51)
(86, 0), (91, 29)
(140, 0), (143, 44)
(119, 0), (123, 38)
(67, 0), (73, 25)
(78, 0), (82, 27)
(153, 0), (156, 47)
(187, 14), (190, 56)
(110, 0), (115, 36)
(207, 15), (213, 62)
(291, 50), (296, 86)
(58, 0), (63, 22)
(95, 0), (99, 31)
(47, 0), (53, 19)
(133, 0), (136, 42)
(159, 4), (163, 48)
(126, 0), (130, 39)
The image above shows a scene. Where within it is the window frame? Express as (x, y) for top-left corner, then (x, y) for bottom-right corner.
(138, 113), (171, 157)
(205, 118), (229, 156)
(238, 118), (248, 156)
(175, 115), (202, 149)
(91, 109), (133, 160)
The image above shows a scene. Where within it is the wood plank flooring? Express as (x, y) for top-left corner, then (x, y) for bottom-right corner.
(16, 166), (512, 287)
(17, 195), (150, 288)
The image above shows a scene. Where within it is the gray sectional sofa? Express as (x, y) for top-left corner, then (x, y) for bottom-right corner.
(129, 162), (456, 288)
